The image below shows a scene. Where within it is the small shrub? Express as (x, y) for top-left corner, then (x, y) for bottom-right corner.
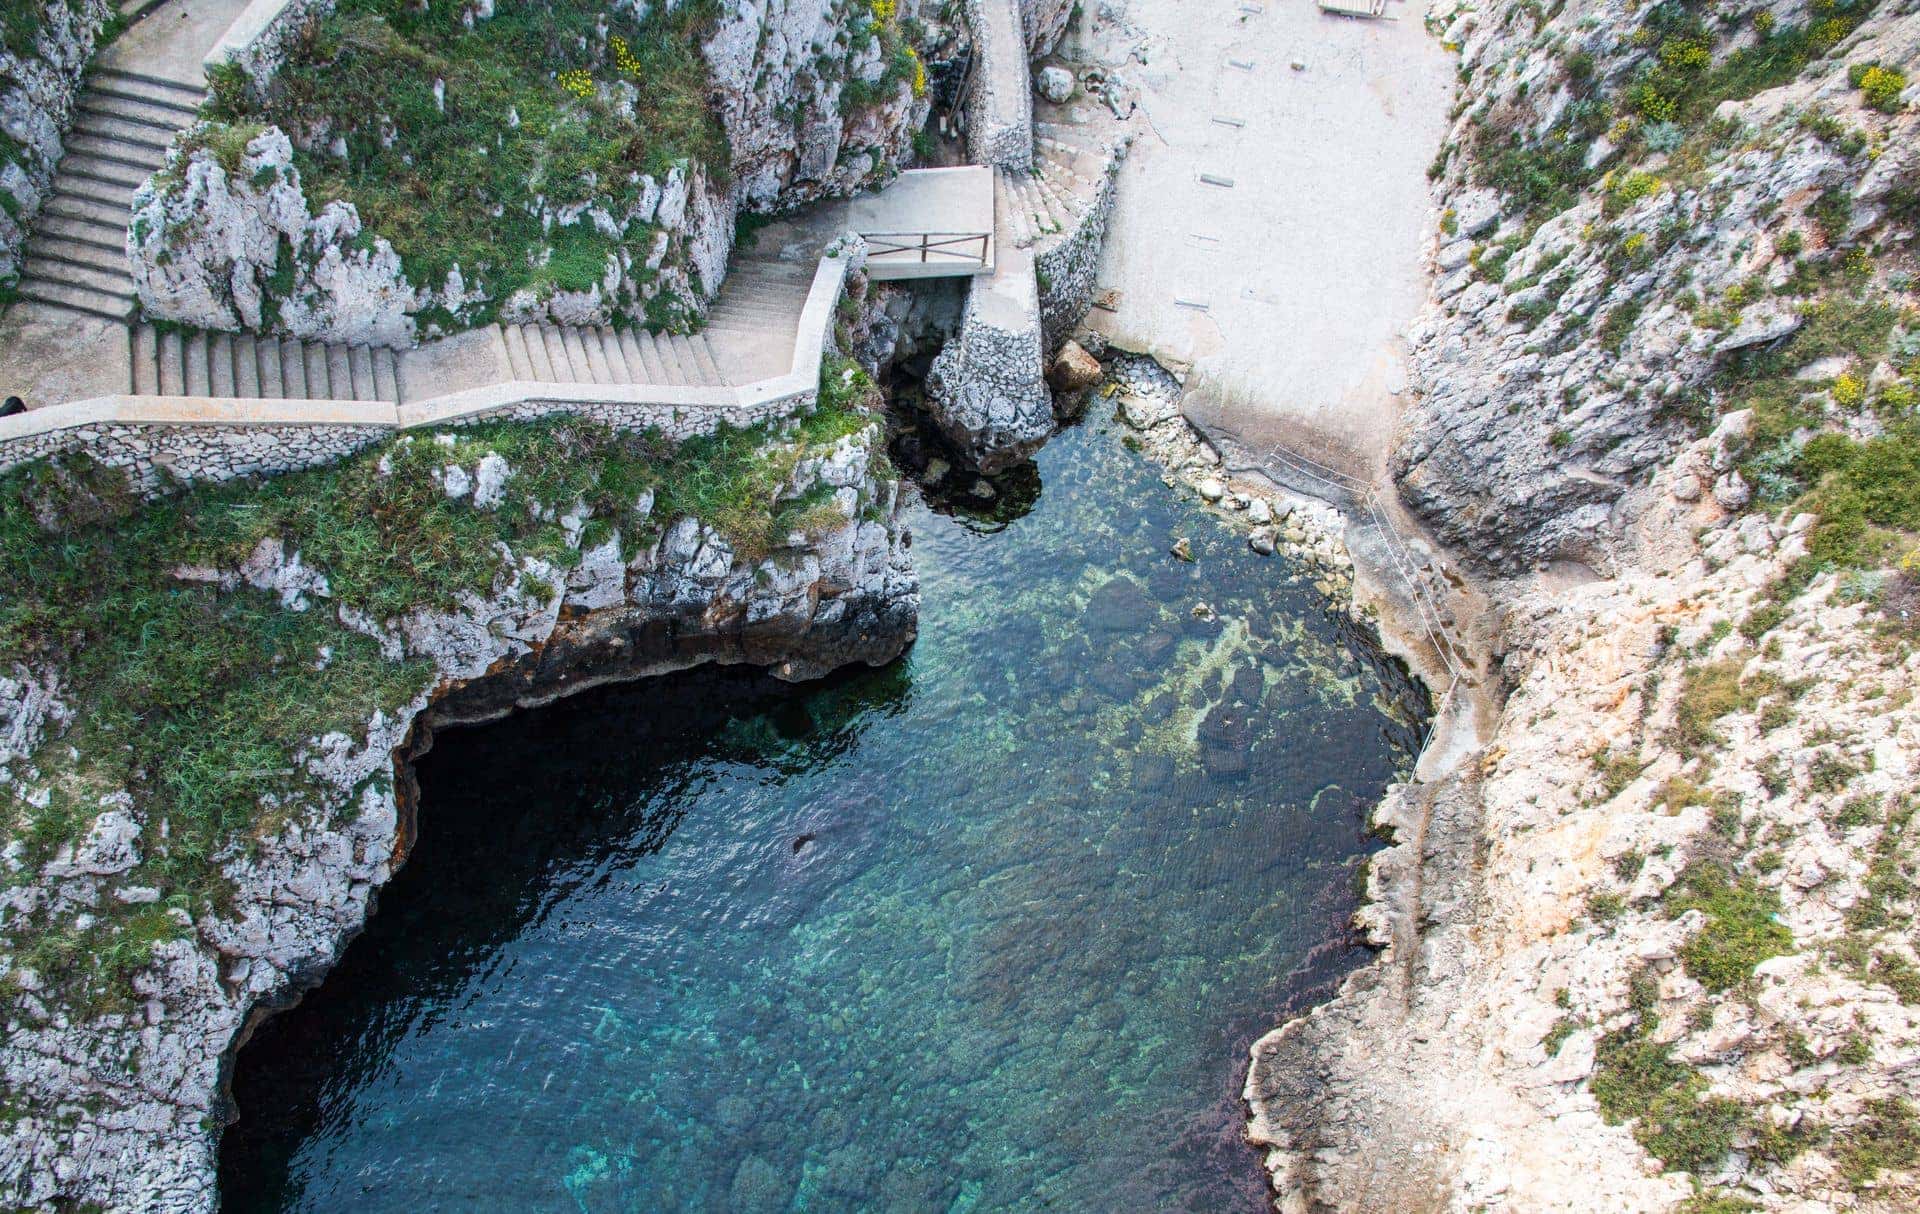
(1605, 170), (1663, 217)
(1850, 63), (1908, 113)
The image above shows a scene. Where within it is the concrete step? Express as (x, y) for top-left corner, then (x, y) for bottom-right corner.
(684, 334), (728, 386)
(654, 332), (694, 385)
(21, 276), (130, 319)
(22, 256), (129, 299)
(278, 337), (309, 397)
(1033, 170), (1083, 230)
(137, 325), (401, 401)
(26, 232), (125, 275)
(1035, 135), (1107, 183)
(132, 322), (160, 394)
(37, 211), (126, 252)
(1015, 174), (1063, 236)
(707, 300), (801, 325)
(70, 109), (176, 154)
(45, 190), (128, 230)
(726, 262), (814, 287)
(77, 89), (196, 133)
(207, 332), (236, 396)
(537, 326), (578, 382)
(595, 326), (633, 383)
(997, 175), (1038, 249)
(182, 332), (210, 394)
(1033, 121), (1107, 155)
(64, 132), (168, 172)
(155, 328), (184, 394)
(628, 330), (672, 383)
(59, 153), (149, 191)
(373, 346), (400, 402)
(91, 68), (204, 113)
(564, 325), (608, 384)
(49, 172), (136, 209)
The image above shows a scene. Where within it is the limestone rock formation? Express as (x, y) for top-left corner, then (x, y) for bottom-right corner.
(0, 423), (917, 1211)
(704, 0), (935, 211)
(129, 126), (731, 346)
(1395, 0), (1920, 573)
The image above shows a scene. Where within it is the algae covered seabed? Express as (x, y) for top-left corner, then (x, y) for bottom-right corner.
(219, 402), (1426, 1212)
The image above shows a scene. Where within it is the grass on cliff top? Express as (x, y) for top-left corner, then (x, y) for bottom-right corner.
(201, 0), (730, 326)
(0, 390), (878, 1014)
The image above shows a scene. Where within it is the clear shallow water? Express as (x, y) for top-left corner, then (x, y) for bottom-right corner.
(219, 407), (1426, 1212)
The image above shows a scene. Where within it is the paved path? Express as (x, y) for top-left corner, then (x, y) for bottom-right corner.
(1081, 0), (1453, 480)
(0, 0), (248, 407)
(0, 1), (1021, 421)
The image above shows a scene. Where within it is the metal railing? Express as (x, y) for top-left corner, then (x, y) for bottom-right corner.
(1237, 438), (1469, 761)
(862, 231), (992, 266)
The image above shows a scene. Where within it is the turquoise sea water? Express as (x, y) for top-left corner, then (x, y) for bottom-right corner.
(219, 407), (1425, 1212)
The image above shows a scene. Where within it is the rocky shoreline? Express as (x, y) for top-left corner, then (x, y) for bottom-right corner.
(1228, 0), (1920, 1209)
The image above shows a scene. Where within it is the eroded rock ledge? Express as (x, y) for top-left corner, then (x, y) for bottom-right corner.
(0, 423), (916, 1212)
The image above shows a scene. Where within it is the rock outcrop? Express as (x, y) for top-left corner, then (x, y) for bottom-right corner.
(131, 0), (934, 345)
(0, 422), (917, 1211)
(0, 0), (110, 288)
(1396, 0), (1920, 573)
(129, 127), (729, 346)
(1250, 0), (1920, 1209)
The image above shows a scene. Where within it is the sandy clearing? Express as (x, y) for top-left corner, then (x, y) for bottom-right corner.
(1078, 0), (1453, 481)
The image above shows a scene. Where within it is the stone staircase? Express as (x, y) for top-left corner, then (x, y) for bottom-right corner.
(999, 121), (1115, 252)
(496, 257), (815, 389)
(18, 66), (200, 321)
(133, 325), (404, 402)
(106, 256), (822, 405)
(498, 322), (732, 388)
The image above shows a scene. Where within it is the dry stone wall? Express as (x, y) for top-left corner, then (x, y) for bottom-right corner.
(1035, 139), (1124, 348)
(0, 419), (389, 491)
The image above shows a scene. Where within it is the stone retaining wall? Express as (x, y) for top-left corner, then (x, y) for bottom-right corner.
(202, 0), (335, 93)
(923, 251), (1053, 472)
(1035, 139), (1124, 349)
(962, 0), (1033, 171)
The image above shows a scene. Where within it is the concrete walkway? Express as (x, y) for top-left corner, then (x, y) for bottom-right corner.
(1079, 0), (1453, 481)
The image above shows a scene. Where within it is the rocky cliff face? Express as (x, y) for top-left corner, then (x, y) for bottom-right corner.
(706, 0), (937, 212)
(1018, 0), (1075, 56)
(1252, 422), (1920, 1212)
(0, 0), (109, 289)
(1251, 0), (1920, 1209)
(1396, 0), (1919, 573)
(130, 0), (934, 345)
(0, 421), (917, 1211)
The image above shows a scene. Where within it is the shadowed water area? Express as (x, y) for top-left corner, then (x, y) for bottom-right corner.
(219, 404), (1427, 1211)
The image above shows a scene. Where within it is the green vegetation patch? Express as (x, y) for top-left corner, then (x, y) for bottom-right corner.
(1664, 861), (1793, 991)
(0, 396), (881, 1013)
(1672, 659), (1784, 748)
(200, 0), (733, 327)
(1592, 1018), (1749, 1173)
(1836, 1098), (1920, 1186)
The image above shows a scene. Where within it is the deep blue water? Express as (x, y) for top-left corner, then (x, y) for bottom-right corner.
(219, 406), (1425, 1212)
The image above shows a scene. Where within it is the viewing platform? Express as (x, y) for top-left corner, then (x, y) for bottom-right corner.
(844, 166), (997, 282)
